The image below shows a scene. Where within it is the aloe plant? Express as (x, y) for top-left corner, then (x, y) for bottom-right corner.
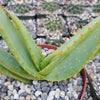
(0, 6), (100, 83)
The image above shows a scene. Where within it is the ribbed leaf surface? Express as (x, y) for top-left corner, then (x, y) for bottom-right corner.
(0, 65), (32, 84)
(0, 48), (37, 80)
(7, 10), (44, 71)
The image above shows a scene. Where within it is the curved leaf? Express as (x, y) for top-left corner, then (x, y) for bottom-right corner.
(0, 65), (32, 84)
(0, 48), (38, 80)
(7, 10), (44, 71)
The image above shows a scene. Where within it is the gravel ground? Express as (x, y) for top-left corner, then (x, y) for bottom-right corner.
(85, 55), (100, 99)
(21, 19), (37, 39)
(0, 46), (88, 100)
(0, 73), (84, 100)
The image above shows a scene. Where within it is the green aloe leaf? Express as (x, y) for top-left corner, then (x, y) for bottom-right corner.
(93, 47), (100, 58)
(0, 6), (43, 79)
(40, 51), (61, 69)
(0, 65), (32, 84)
(0, 48), (37, 80)
(39, 17), (100, 81)
(7, 9), (44, 71)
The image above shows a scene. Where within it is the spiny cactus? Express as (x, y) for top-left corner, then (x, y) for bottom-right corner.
(13, 4), (30, 14)
(67, 4), (84, 14)
(42, 1), (59, 12)
(93, 4), (100, 13)
(45, 16), (61, 31)
(0, 6), (100, 83)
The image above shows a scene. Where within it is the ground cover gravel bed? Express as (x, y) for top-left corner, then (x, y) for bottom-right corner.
(0, 73), (84, 100)
(85, 55), (100, 99)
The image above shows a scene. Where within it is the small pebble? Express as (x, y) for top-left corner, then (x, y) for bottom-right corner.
(35, 91), (42, 97)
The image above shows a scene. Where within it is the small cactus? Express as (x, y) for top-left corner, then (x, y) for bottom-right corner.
(13, 4), (30, 14)
(67, 4), (84, 14)
(0, 6), (100, 83)
(93, 4), (100, 13)
(45, 16), (61, 31)
(42, 1), (59, 12)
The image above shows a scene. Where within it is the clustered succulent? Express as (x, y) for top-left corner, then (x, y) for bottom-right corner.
(42, 1), (59, 12)
(0, 6), (100, 84)
(67, 4), (84, 14)
(45, 16), (61, 31)
(13, 4), (30, 14)
(93, 4), (100, 13)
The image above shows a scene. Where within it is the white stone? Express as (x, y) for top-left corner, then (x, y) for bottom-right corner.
(72, 91), (78, 99)
(68, 87), (73, 92)
(18, 89), (26, 95)
(0, 80), (4, 84)
(65, 95), (69, 100)
(25, 88), (31, 94)
(8, 85), (13, 91)
(49, 91), (55, 96)
(15, 81), (21, 87)
(20, 83), (25, 89)
(4, 82), (11, 86)
(60, 91), (65, 98)
(47, 96), (54, 100)
(8, 90), (12, 96)
(35, 91), (42, 97)
(55, 89), (60, 98)
(13, 89), (17, 95)
(31, 95), (36, 100)
(37, 97), (42, 100)
(14, 94), (19, 99)
(4, 96), (9, 100)
(32, 81), (38, 85)
(19, 97), (25, 100)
